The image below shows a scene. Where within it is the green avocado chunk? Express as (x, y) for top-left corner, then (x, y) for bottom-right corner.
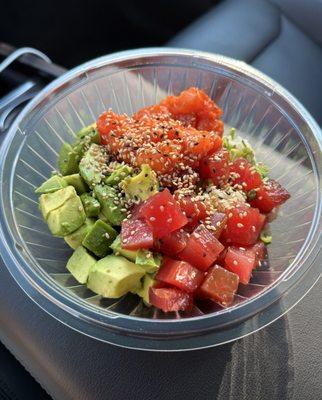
(72, 124), (100, 160)
(97, 212), (108, 223)
(134, 274), (157, 305)
(66, 246), (97, 284)
(79, 144), (105, 189)
(110, 235), (138, 262)
(94, 184), (126, 226)
(82, 219), (117, 258)
(35, 175), (67, 194)
(62, 173), (88, 194)
(46, 195), (86, 237)
(121, 164), (159, 201)
(135, 249), (162, 273)
(72, 140), (87, 160)
(105, 164), (133, 186)
(58, 142), (80, 176)
(87, 255), (145, 298)
(80, 193), (101, 217)
(76, 123), (100, 143)
(39, 186), (76, 220)
(64, 218), (95, 249)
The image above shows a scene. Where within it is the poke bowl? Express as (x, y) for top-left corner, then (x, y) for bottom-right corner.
(0, 48), (321, 351)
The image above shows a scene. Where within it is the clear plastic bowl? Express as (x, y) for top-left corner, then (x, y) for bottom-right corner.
(0, 48), (321, 351)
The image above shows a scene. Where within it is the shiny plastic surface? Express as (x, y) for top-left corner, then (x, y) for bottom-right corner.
(0, 48), (321, 350)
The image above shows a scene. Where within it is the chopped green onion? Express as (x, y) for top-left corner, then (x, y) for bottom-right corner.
(247, 189), (257, 200)
(223, 136), (234, 151)
(255, 163), (269, 179)
(229, 127), (236, 140)
(260, 232), (272, 244)
(223, 128), (256, 164)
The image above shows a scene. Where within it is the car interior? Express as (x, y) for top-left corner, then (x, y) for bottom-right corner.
(0, 0), (321, 398)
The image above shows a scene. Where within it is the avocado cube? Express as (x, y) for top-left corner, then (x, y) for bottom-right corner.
(70, 125), (100, 162)
(72, 140), (87, 160)
(105, 164), (133, 186)
(35, 175), (67, 194)
(133, 274), (157, 305)
(135, 249), (162, 273)
(76, 123), (100, 143)
(79, 144), (105, 189)
(94, 184), (126, 226)
(64, 218), (95, 249)
(80, 193), (101, 217)
(87, 255), (145, 298)
(82, 219), (117, 258)
(62, 174), (88, 194)
(110, 235), (138, 262)
(46, 195), (86, 237)
(66, 246), (96, 284)
(58, 142), (80, 176)
(39, 186), (76, 220)
(97, 212), (108, 223)
(121, 164), (159, 201)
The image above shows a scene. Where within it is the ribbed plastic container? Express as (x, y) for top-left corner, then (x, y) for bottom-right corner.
(0, 49), (321, 351)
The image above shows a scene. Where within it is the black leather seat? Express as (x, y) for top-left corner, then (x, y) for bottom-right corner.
(0, 341), (51, 399)
(168, 0), (322, 126)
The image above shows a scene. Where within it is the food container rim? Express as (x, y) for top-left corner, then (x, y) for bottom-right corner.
(0, 48), (321, 350)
